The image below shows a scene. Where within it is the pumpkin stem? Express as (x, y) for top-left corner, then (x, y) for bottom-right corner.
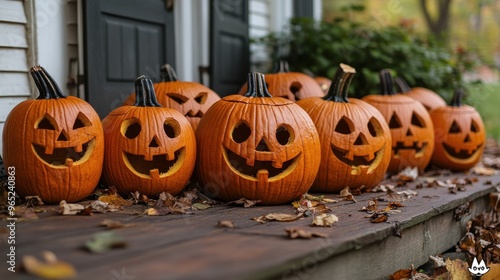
(273, 60), (290, 73)
(30, 66), (67, 99)
(379, 69), (396, 96)
(323, 63), (356, 103)
(450, 88), (464, 107)
(134, 75), (162, 107)
(160, 64), (178, 82)
(394, 76), (411, 93)
(244, 72), (272, 98)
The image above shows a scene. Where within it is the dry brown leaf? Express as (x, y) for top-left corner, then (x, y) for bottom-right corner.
(371, 184), (396, 193)
(481, 263), (500, 280)
(396, 190), (418, 199)
(429, 255), (446, 268)
(360, 199), (378, 212)
(389, 268), (416, 280)
(394, 166), (419, 182)
(285, 228), (327, 239)
(25, 195), (44, 206)
(445, 258), (471, 280)
(217, 220), (235, 228)
(59, 200), (85, 215)
(370, 212), (388, 223)
(23, 251), (76, 279)
(252, 213), (303, 223)
(472, 165), (497, 176)
(98, 193), (133, 207)
(227, 198), (261, 207)
(311, 213), (338, 227)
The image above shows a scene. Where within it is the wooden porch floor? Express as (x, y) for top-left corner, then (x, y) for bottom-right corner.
(1, 169), (499, 280)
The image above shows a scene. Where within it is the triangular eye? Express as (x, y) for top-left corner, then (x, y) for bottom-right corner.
(290, 82), (302, 99)
(388, 113), (402, 129)
(411, 112), (426, 128)
(36, 114), (57, 130)
(194, 92), (207, 105)
(335, 117), (353, 134)
(449, 120), (461, 133)
(73, 112), (91, 129)
(368, 117), (382, 137)
(167, 93), (188, 104)
(471, 120), (480, 133)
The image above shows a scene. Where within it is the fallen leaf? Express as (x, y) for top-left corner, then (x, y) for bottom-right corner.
(25, 195), (44, 207)
(339, 187), (357, 203)
(392, 221), (402, 238)
(285, 228), (327, 239)
(85, 232), (127, 253)
(371, 184), (396, 193)
(396, 190), (418, 199)
(454, 202), (471, 221)
(481, 263), (500, 280)
(394, 166), (418, 182)
(59, 200), (85, 215)
(429, 255), (446, 268)
(98, 193), (133, 207)
(360, 199), (378, 212)
(370, 212), (388, 223)
(311, 213), (338, 227)
(23, 251), (76, 279)
(192, 203), (212, 210)
(100, 219), (128, 229)
(445, 258), (471, 280)
(217, 220), (235, 228)
(227, 198), (261, 207)
(471, 165), (497, 176)
(252, 213), (303, 223)
(389, 268), (416, 280)
(77, 206), (93, 216)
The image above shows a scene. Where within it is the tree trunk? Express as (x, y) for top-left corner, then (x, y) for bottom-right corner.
(419, 0), (453, 41)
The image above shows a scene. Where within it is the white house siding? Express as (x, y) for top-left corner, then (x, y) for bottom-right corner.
(249, 0), (271, 72)
(0, 0), (34, 156)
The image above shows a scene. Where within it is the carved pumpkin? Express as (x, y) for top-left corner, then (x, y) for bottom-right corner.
(297, 64), (391, 192)
(394, 77), (446, 111)
(362, 70), (434, 173)
(103, 76), (196, 197)
(238, 61), (324, 101)
(123, 64), (221, 130)
(196, 72), (321, 205)
(2, 66), (104, 203)
(430, 88), (485, 171)
(314, 76), (332, 95)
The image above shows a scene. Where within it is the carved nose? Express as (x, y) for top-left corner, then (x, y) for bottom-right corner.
(57, 130), (68, 141)
(256, 138), (270, 151)
(354, 133), (368, 145)
(149, 137), (159, 148)
(406, 128), (413, 136)
(464, 134), (471, 143)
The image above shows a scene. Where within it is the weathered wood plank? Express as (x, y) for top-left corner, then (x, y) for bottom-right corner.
(0, 174), (498, 280)
(0, 97), (26, 122)
(0, 23), (27, 48)
(0, 73), (30, 96)
(0, 48), (28, 71)
(0, 0), (27, 24)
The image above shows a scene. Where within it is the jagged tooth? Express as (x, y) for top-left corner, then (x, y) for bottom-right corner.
(344, 151), (355, 161)
(44, 146), (54, 155)
(144, 153), (153, 161)
(246, 157), (255, 167)
(364, 153), (375, 161)
(257, 169), (269, 181)
(272, 160), (283, 169)
(74, 144), (83, 153)
(454, 147), (461, 154)
(166, 151), (175, 161)
(150, 169), (160, 179)
(415, 141), (423, 148)
(65, 158), (74, 167)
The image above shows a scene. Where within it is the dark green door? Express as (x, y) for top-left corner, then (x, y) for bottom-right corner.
(84, 0), (175, 118)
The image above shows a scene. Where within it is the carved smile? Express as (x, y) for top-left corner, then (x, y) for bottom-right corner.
(32, 138), (95, 168)
(223, 147), (300, 182)
(393, 141), (428, 157)
(123, 147), (185, 179)
(442, 142), (482, 159)
(331, 144), (386, 175)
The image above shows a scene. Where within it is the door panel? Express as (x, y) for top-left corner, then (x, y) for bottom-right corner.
(210, 0), (249, 97)
(84, 0), (174, 118)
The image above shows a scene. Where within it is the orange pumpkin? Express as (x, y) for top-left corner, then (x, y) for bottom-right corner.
(238, 61), (324, 101)
(103, 76), (196, 197)
(297, 64), (391, 192)
(363, 70), (434, 174)
(123, 64), (220, 130)
(196, 72), (321, 205)
(2, 66), (104, 203)
(394, 77), (446, 111)
(430, 88), (485, 171)
(314, 76), (332, 95)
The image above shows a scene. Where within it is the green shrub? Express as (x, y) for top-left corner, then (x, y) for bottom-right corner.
(254, 17), (480, 100)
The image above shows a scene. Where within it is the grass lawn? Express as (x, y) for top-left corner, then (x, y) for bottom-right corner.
(466, 82), (500, 143)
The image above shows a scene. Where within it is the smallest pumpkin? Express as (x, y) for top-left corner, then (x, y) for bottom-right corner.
(430, 88), (485, 171)
(394, 77), (446, 111)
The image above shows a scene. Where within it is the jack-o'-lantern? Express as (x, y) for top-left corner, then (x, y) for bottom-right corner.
(123, 64), (220, 130)
(430, 88), (485, 171)
(238, 61), (324, 101)
(297, 64), (391, 192)
(314, 76), (332, 95)
(362, 70), (434, 173)
(394, 77), (446, 111)
(103, 76), (196, 197)
(2, 66), (104, 203)
(196, 72), (321, 205)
